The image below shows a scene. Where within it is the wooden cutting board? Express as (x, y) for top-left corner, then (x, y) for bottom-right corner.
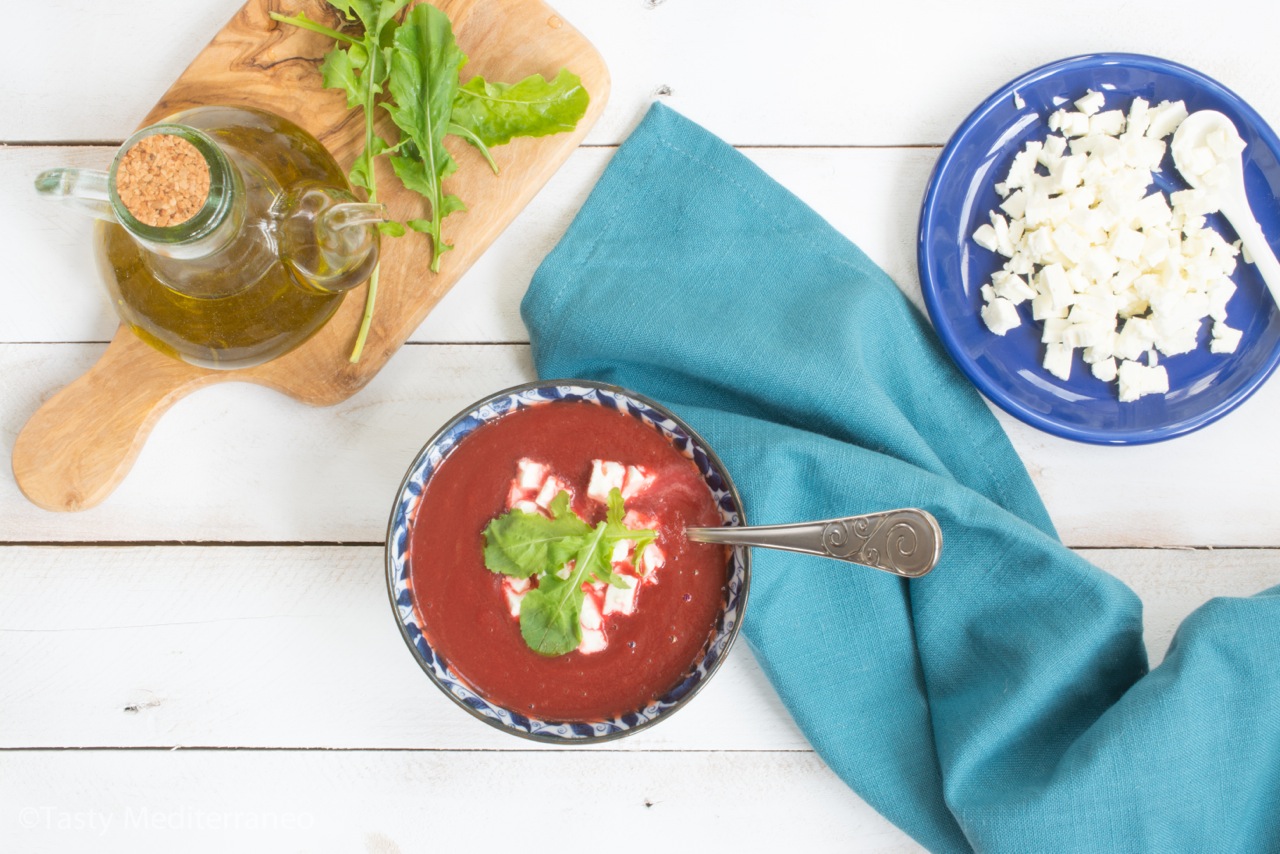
(12, 0), (608, 512)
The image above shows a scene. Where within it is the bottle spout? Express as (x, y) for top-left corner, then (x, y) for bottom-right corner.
(279, 188), (382, 295)
(34, 168), (116, 222)
(320, 202), (388, 232)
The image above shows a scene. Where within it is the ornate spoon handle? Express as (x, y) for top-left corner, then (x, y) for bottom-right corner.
(686, 508), (942, 578)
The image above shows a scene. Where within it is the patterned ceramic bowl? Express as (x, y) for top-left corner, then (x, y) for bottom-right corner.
(386, 380), (750, 743)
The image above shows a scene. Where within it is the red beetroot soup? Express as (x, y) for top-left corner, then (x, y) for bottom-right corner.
(407, 400), (729, 721)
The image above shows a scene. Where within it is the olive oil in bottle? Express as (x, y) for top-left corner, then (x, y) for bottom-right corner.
(37, 106), (382, 369)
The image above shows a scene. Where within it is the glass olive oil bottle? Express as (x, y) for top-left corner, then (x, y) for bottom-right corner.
(36, 106), (382, 369)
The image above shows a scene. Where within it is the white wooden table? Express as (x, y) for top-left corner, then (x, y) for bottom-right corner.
(4, 2), (1280, 850)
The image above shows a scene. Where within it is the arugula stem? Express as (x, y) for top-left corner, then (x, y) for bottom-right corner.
(448, 121), (498, 174)
(533, 524), (606, 652)
(349, 38), (384, 363)
(267, 11), (358, 46)
(559, 527), (605, 607)
(429, 200), (444, 273)
(349, 266), (379, 362)
(458, 85), (583, 107)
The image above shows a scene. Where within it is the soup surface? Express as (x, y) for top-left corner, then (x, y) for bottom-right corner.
(408, 400), (728, 721)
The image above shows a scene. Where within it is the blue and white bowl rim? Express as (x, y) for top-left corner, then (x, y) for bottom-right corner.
(385, 379), (751, 744)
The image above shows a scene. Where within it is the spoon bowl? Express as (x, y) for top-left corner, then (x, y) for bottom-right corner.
(1173, 110), (1280, 303)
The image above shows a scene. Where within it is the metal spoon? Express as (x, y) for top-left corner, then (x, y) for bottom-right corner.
(1171, 110), (1280, 303)
(686, 508), (942, 578)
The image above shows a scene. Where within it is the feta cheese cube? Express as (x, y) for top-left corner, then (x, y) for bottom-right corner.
(1107, 228), (1142, 262)
(1091, 357), (1118, 383)
(535, 477), (571, 509)
(1089, 110), (1126, 136)
(982, 297), (1022, 335)
(602, 575), (638, 616)
(587, 460), (626, 503)
(622, 465), (655, 499)
(1211, 322), (1243, 354)
(1075, 90), (1106, 116)
(1117, 360), (1169, 402)
(973, 223), (999, 252)
(1061, 111), (1091, 137)
(515, 458), (548, 491)
(1145, 100), (1188, 140)
(1042, 343), (1074, 380)
(993, 272), (1037, 304)
(1000, 189), (1028, 220)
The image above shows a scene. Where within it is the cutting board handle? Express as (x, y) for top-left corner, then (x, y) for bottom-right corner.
(13, 329), (220, 512)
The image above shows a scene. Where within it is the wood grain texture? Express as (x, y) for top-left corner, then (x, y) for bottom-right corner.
(11, 330), (221, 511)
(12, 0), (608, 511)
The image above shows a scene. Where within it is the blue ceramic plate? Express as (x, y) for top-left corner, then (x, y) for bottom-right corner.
(386, 380), (750, 743)
(919, 53), (1280, 444)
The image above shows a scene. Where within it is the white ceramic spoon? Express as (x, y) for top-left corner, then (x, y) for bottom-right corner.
(1172, 110), (1280, 303)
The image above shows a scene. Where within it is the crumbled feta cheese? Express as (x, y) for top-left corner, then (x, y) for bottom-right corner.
(587, 459), (626, 503)
(1091, 357), (1118, 383)
(535, 476), (573, 509)
(602, 576), (638, 616)
(981, 297), (1021, 335)
(622, 465), (655, 499)
(972, 92), (1243, 401)
(503, 460), (667, 656)
(1075, 90), (1106, 116)
(515, 458), (547, 491)
(1211, 322), (1243, 353)
(578, 593), (607, 654)
(1043, 342), (1073, 380)
(1117, 360), (1169, 402)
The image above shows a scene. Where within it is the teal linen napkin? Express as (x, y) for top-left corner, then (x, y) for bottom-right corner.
(521, 103), (1280, 852)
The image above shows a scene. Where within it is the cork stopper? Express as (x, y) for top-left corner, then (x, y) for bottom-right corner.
(115, 134), (211, 228)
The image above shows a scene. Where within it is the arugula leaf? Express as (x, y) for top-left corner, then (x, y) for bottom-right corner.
(320, 49), (363, 109)
(446, 121), (498, 174)
(604, 487), (656, 572)
(385, 3), (466, 273)
(272, 1), (589, 361)
(451, 70), (589, 154)
(520, 522), (611, 656)
(482, 491), (590, 578)
(483, 487), (657, 656)
(517, 539), (588, 656)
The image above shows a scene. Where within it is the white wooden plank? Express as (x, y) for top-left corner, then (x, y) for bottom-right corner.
(0, 544), (806, 751)
(2, 343), (1278, 547)
(5, 1), (1280, 146)
(0, 749), (922, 853)
(999, 385), (1280, 548)
(1, 545), (1276, 750)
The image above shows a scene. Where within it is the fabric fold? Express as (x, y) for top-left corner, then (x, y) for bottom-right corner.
(521, 102), (1280, 852)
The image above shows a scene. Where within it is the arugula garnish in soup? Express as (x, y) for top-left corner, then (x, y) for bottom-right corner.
(484, 488), (657, 656)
